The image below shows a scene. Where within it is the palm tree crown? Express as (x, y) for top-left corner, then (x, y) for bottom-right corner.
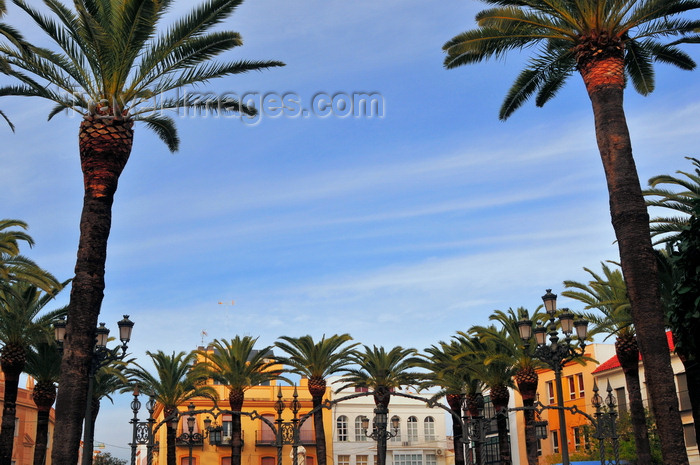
(1, 0), (285, 149)
(443, 0), (699, 119)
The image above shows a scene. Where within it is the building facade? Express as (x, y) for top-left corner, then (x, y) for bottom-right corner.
(329, 377), (448, 465)
(592, 332), (699, 465)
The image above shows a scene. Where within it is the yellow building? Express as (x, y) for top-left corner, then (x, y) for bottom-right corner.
(150, 350), (333, 465)
(511, 343), (615, 465)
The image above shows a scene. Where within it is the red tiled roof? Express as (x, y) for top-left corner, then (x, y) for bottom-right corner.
(592, 331), (675, 374)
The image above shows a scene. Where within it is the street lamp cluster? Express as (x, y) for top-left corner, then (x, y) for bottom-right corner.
(54, 315), (134, 465)
(360, 405), (400, 465)
(517, 289), (589, 465)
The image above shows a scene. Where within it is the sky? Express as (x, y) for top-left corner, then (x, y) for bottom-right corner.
(2, 0), (700, 460)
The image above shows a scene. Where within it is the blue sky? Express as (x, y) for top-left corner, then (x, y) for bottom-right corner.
(3, 0), (700, 458)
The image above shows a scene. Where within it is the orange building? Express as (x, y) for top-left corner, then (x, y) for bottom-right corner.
(150, 350), (332, 465)
(511, 343), (615, 465)
(0, 374), (56, 465)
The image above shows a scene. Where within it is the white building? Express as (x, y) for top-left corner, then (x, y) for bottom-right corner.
(329, 377), (449, 465)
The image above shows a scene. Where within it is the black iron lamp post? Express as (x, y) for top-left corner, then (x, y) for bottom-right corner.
(176, 403), (207, 465)
(130, 385), (156, 465)
(54, 315), (134, 465)
(361, 406), (400, 465)
(517, 290), (588, 465)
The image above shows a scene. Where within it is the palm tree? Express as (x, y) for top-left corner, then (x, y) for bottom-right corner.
(0, 2), (283, 461)
(442, 3), (698, 462)
(472, 308), (544, 465)
(201, 337), (281, 465)
(85, 359), (131, 465)
(455, 330), (516, 465)
(0, 282), (66, 465)
(421, 340), (483, 465)
(126, 351), (216, 465)
(0, 220), (61, 299)
(274, 334), (358, 465)
(339, 345), (423, 407)
(563, 263), (652, 464)
(644, 157), (700, 245)
(24, 341), (61, 465)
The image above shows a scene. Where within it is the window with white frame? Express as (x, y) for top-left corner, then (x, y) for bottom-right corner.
(357, 455), (368, 465)
(577, 374), (585, 398)
(407, 416), (418, 442)
(546, 381), (555, 404)
(573, 426), (583, 450)
(424, 417), (436, 441)
(390, 416), (401, 442)
(355, 416), (368, 441)
(393, 453), (422, 465)
(337, 416), (348, 442)
(425, 454), (436, 465)
(568, 376), (576, 400)
(337, 455), (350, 465)
(551, 430), (559, 454)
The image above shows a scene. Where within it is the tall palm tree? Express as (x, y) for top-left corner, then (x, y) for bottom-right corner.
(563, 263), (652, 464)
(455, 330), (516, 465)
(0, 2), (283, 462)
(201, 337), (281, 465)
(442, 3), (698, 462)
(274, 334), (358, 465)
(24, 341), (61, 465)
(0, 220), (61, 299)
(473, 308), (544, 465)
(126, 350), (216, 465)
(421, 340), (483, 465)
(0, 282), (66, 465)
(644, 157), (700, 245)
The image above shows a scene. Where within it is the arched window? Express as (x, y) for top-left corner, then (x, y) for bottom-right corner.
(390, 416), (401, 442)
(424, 416), (436, 441)
(355, 416), (368, 441)
(337, 415), (348, 442)
(261, 414), (275, 443)
(407, 416), (418, 442)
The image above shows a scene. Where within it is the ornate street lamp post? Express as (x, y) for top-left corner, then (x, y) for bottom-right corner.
(176, 403), (207, 465)
(361, 406), (400, 465)
(54, 315), (134, 465)
(517, 290), (588, 465)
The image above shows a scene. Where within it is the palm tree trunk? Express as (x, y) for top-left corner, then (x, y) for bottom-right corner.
(229, 390), (244, 465)
(165, 407), (177, 465)
(490, 387), (510, 465)
(33, 405), (51, 465)
(51, 115), (134, 465)
(446, 394), (465, 465)
(581, 55), (688, 465)
(311, 395), (327, 465)
(516, 380), (538, 465)
(616, 337), (652, 464)
(0, 366), (21, 465)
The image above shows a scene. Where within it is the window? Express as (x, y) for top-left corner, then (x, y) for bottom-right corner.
(615, 387), (627, 414)
(551, 430), (559, 454)
(180, 458), (195, 465)
(568, 376), (576, 400)
(13, 418), (18, 437)
(299, 417), (314, 443)
(222, 414), (233, 441)
(337, 416), (348, 442)
(338, 455), (350, 465)
(354, 386), (369, 393)
(424, 417), (436, 441)
(407, 416), (418, 442)
(306, 457), (315, 465)
(357, 455), (368, 465)
(677, 373), (692, 411)
(577, 374), (585, 398)
(390, 416), (401, 442)
(425, 454), (436, 465)
(260, 458), (275, 465)
(355, 416), (368, 442)
(393, 453), (422, 465)
(573, 426), (582, 450)
(546, 381), (555, 404)
(684, 423), (697, 448)
(261, 414), (275, 443)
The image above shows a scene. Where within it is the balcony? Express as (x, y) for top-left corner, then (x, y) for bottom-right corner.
(256, 428), (316, 446)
